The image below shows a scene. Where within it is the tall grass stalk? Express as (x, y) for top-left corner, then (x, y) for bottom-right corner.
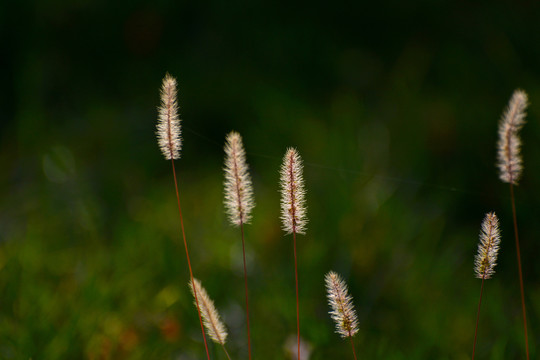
(280, 148), (308, 360)
(496, 89), (529, 359)
(472, 212), (501, 360)
(157, 74), (210, 359)
(224, 131), (255, 359)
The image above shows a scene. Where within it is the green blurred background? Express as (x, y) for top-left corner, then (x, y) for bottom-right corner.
(2, 1), (540, 359)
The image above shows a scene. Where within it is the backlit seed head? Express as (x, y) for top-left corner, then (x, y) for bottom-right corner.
(224, 131), (255, 226)
(280, 148), (307, 235)
(497, 89), (528, 185)
(157, 73), (182, 160)
(190, 279), (228, 345)
(474, 212), (501, 280)
(325, 271), (359, 338)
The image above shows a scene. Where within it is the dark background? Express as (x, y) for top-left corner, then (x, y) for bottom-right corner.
(1, 1), (540, 359)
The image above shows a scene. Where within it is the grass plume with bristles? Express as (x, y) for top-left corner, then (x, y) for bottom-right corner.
(157, 73), (182, 160)
(224, 131), (255, 226)
(280, 148), (307, 235)
(223, 131), (255, 359)
(325, 271), (359, 360)
(190, 279), (232, 360)
(472, 212), (501, 360)
(156, 73), (211, 359)
(497, 89), (527, 185)
(280, 148), (308, 360)
(474, 212), (501, 280)
(496, 89), (530, 359)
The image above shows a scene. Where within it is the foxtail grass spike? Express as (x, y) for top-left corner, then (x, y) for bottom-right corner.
(156, 74), (210, 359)
(190, 279), (228, 345)
(495, 89), (530, 359)
(157, 73), (182, 160)
(474, 212), (501, 279)
(325, 271), (359, 339)
(224, 130), (255, 359)
(472, 212), (502, 360)
(280, 148), (307, 360)
(280, 148), (308, 235)
(224, 131), (255, 226)
(497, 89), (528, 185)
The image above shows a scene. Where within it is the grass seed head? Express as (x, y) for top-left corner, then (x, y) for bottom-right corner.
(157, 73), (182, 160)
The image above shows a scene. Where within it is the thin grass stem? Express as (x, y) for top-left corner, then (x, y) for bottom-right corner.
(472, 276), (485, 360)
(509, 183), (529, 360)
(349, 335), (358, 360)
(171, 159), (211, 360)
(222, 344), (232, 360)
(293, 231), (300, 360)
(240, 222), (252, 360)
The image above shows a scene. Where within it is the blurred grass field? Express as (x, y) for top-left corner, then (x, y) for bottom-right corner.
(1, 1), (540, 359)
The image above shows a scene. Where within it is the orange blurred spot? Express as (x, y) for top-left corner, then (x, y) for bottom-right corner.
(120, 327), (140, 353)
(160, 316), (180, 342)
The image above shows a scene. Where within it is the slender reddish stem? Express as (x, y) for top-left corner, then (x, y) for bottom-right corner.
(293, 231), (300, 360)
(509, 183), (529, 360)
(349, 334), (358, 360)
(170, 159), (211, 360)
(287, 154), (301, 360)
(221, 344), (232, 360)
(240, 222), (253, 360)
(472, 275), (485, 360)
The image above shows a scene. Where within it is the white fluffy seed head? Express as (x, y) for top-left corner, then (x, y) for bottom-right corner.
(224, 131), (255, 226)
(325, 271), (359, 338)
(157, 73), (182, 160)
(190, 278), (228, 345)
(497, 89), (528, 185)
(280, 148), (307, 235)
(474, 212), (501, 280)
